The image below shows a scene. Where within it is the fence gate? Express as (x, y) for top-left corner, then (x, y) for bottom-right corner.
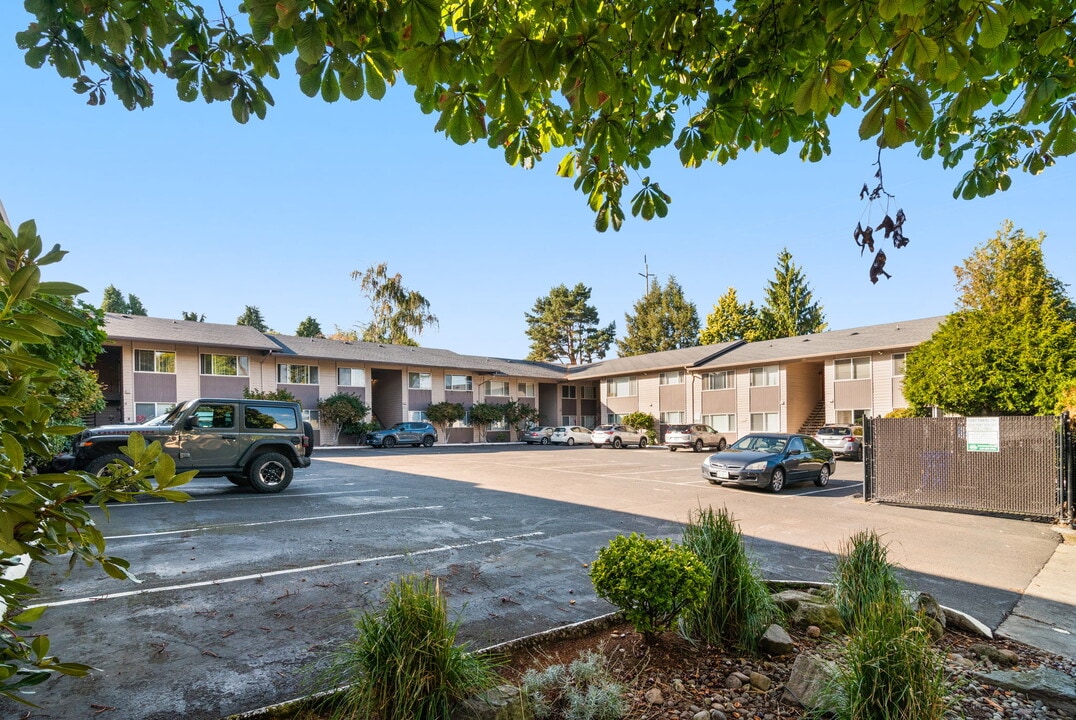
(864, 415), (1071, 523)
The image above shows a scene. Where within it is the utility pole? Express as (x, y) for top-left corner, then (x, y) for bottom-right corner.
(638, 255), (654, 295)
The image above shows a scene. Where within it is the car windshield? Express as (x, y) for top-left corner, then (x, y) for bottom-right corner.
(666, 425), (690, 433)
(817, 426), (851, 436)
(553, 427), (567, 433)
(595, 425), (615, 432)
(730, 435), (788, 453)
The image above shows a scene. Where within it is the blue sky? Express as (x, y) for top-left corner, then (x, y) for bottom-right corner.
(3, 7), (1074, 361)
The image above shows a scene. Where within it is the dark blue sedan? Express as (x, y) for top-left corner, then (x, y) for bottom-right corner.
(700, 433), (835, 492)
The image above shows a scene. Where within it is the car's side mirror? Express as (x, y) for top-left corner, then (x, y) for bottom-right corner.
(788, 448), (801, 455)
(185, 416), (200, 430)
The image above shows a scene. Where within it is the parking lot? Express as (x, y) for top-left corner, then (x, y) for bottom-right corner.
(20, 444), (1061, 720)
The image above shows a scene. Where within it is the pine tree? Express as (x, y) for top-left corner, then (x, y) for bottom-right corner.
(525, 283), (615, 365)
(236, 305), (269, 331)
(101, 285), (127, 313)
(617, 276), (699, 356)
(699, 287), (760, 344)
(296, 316), (324, 338)
(756, 249), (826, 340)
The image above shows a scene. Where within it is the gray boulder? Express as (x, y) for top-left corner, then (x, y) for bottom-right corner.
(771, 589), (817, 611)
(758, 624), (795, 656)
(790, 601), (844, 633)
(782, 653), (839, 712)
(453, 684), (533, 720)
(974, 666), (1076, 717)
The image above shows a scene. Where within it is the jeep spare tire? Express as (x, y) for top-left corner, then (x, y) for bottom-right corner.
(303, 421), (315, 456)
(247, 452), (293, 493)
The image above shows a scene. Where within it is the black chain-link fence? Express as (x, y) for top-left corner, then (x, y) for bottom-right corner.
(864, 415), (1072, 523)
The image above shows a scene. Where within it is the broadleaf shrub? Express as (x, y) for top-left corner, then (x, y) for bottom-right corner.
(589, 533), (707, 642)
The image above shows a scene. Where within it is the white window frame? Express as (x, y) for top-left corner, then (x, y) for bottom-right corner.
(302, 409), (320, 429)
(705, 371), (734, 391)
(561, 415), (574, 425)
(200, 353), (249, 377)
(484, 380), (510, 396)
(517, 382), (536, 398)
(703, 414), (735, 432)
(606, 376), (638, 398)
(134, 401), (175, 423)
(749, 365), (779, 387)
(659, 370), (684, 385)
(750, 412), (779, 431)
(278, 363), (319, 385)
(408, 372), (432, 390)
(660, 411), (685, 424)
(337, 367), (366, 387)
(134, 349), (176, 374)
(835, 357), (872, 381)
(444, 374), (473, 392)
(409, 410), (429, 422)
(892, 353), (906, 377)
(606, 413), (624, 424)
(836, 409), (870, 425)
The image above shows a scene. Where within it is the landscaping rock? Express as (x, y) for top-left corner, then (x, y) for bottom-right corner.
(758, 624), (794, 656)
(782, 653), (838, 712)
(770, 589), (817, 611)
(974, 666), (1076, 716)
(913, 591), (946, 630)
(790, 601), (843, 633)
(942, 606), (993, 638)
(645, 687), (664, 705)
(806, 625), (821, 638)
(968, 642), (1020, 666)
(724, 674), (742, 690)
(749, 671), (771, 691)
(453, 684), (532, 720)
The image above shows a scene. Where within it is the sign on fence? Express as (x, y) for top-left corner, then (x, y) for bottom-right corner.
(965, 416), (1000, 452)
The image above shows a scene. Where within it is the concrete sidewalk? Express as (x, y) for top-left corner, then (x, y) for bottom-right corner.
(997, 527), (1076, 659)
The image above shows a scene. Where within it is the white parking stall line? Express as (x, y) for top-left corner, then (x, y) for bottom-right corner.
(104, 505), (445, 540)
(795, 484), (858, 496)
(30, 532), (546, 609)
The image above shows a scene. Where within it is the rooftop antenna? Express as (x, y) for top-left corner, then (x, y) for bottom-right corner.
(639, 255), (654, 295)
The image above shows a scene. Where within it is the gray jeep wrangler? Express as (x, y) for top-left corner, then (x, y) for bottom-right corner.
(57, 398), (313, 493)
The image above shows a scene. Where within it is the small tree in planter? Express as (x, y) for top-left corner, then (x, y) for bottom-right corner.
(621, 411), (657, 442)
(317, 393), (370, 445)
(425, 402), (466, 444)
(502, 400), (540, 441)
(468, 402), (505, 442)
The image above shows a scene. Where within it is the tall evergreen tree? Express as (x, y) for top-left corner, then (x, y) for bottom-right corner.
(181, 311), (205, 322)
(100, 285), (147, 315)
(904, 222), (1076, 416)
(699, 287), (760, 344)
(617, 276), (699, 356)
(525, 283), (615, 365)
(756, 249), (826, 340)
(296, 316), (324, 338)
(126, 294), (148, 316)
(236, 305), (269, 331)
(352, 263), (437, 346)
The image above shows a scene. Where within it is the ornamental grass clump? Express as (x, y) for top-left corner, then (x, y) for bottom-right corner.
(679, 506), (778, 652)
(318, 574), (500, 720)
(832, 529), (904, 631)
(589, 533), (708, 643)
(521, 649), (627, 720)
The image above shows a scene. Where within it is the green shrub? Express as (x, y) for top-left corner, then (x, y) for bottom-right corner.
(680, 507), (778, 652)
(589, 533), (707, 643)
(821, 599), (953, 720)
(521, 650), (627, 720)
(832, 530), (904, 631)
(319, 574), (500, 720)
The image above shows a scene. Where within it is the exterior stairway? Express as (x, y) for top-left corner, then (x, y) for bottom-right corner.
(797, 400), (827, 436)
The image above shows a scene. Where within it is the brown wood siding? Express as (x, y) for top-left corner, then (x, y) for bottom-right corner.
(891, 377), (907, 408)
(335, 387), (366, 403)
(200, 375), (248, 399)
(446, 427), (473, 443)
(785, 362), (823, 433)
(408, 389), (433, 412)
(605, 397), (638, 416)
(701, 389), (736, 414)
(132, 372), (177, 402)
(279, 384), (319, 410)
(580, 398), (598, 415)
(444, 390), (471, 405)
(658, 383), (686, 415)
(834, 379), (872, 410)
(562, 398), (578, 415)
(749, 385), (779, 412)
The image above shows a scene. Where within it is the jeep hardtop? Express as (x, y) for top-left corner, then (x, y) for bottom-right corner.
(57, 398), (313, 493)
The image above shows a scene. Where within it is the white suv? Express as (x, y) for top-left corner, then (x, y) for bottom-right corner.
(591, 424), (648, 449)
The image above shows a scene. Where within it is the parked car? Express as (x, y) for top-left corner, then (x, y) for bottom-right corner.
(591, 424), (648, 449)
(664, 424), (727, 452)
(521, 426), (555, 445)
(550, 426), (593, 446)
(700, 433), (834, 492)
(814, 425), (862, 460)
(367, 422), (437, 448)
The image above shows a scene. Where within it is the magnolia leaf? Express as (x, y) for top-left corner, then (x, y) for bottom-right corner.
(35, 281), (87, 296)
(2, 433), (25, 471)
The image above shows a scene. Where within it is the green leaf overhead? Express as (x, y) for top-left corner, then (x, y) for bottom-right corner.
(13, 0), (1076, 230)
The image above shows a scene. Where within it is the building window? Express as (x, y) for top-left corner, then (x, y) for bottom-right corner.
(607, 413), (623, 424)
(581, 385), (598, 399)
(490, 418), (508, 430)
(201, 353), (249, 377)
(134, 349), (175, 373)
(484, 380), (510, 396)
(408, 372), (432, 390)
(445, 374), (473, 391)
(134, 401), (175, 423)
(337, 367), (366, 387)
(409, 410), (429, 422)
(705, 371), (734, 390)
(278, 364), (319, 384)
(703, 414), (735, 432)
(660, 411), (685, 424)
(749, 365), (778, 387)
(518, 382), (536, 397)
(892, 353), (906, 377)
(561, 415), (575, 425)
(834, 357), (872, 381)
(606, 376), (638, 398)
(581, 414), (596, 428)
(561, 385), (577, 399)
(659, 370), (684, 385)
(836, 409), (870, 425)
(302, 409), (320, 429)
(750, 412), (779, 431)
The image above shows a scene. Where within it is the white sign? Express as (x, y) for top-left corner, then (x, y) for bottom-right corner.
(966, 417), (1000, 452)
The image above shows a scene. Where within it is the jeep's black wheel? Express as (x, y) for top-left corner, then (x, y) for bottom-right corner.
(227, 475), (250, 486)
(303, 422), (314, 457)
(86, 453), (130, 479)
(383, 436), (397, 449)
(247, 453), (293, 493)
(422, 435), (435, 447)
